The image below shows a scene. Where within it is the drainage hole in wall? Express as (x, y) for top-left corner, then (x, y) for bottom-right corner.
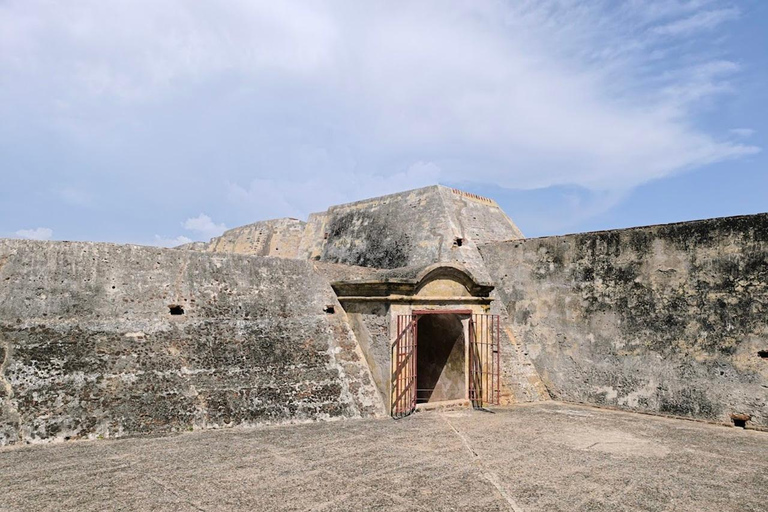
(758, 350), (768, 359)
(731, 413), (749, 428)
(453, 237), (464, 247)
(324, 305), (335, 314)
(169, 305), (184, 315)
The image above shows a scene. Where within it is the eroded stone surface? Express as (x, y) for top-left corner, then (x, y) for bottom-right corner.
(0, 240), (383, 445)
(1, 185), (766, 448)
(308, 186), (523, 276)
(480, 214), (768, 428)
(204, 218), (306, 258)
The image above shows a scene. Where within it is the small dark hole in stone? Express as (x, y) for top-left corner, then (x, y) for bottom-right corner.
(111, 286), (115, 289)
(758, 350), (768, 359)
(733, 418), (746, 428)
(324, 305), (335, 314)
(453, 237), (464, 247)
(169, 305), (184, 315)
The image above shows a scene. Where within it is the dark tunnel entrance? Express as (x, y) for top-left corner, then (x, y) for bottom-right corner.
(416, 313), (466, 404)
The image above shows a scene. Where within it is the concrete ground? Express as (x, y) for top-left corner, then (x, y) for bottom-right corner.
(1, 402), (766, 512)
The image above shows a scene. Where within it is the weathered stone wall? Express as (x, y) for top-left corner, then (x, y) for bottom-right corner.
(175, 241), (208, 251)
(0, 240), (383, 446)
(339, 303), (391, 406)
(488, 294), (552, 405)
(298, 186), (523, 276)
(441, 188), (524, 245)
(480, 214), (768, 428)
(205, 218), (307, 258)
(177, 186), (523, 278)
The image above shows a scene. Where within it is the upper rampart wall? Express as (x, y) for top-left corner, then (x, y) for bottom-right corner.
(299, 185), (523, 276)
(205, 218), (306, 258)
(192, 186), (524, 276)
(479, 214), (768, 428)
(6, 185), (763, 440)
(0, 240), (383, 446)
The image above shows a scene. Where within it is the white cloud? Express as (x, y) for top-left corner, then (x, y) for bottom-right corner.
(0, 0), (760, 232)
(150, 213), (225, 247)
(182, 214), (227, 238)
(152, 235), (193, 248)
(15, 227), (53, 240)
(226, 162), (442, 219)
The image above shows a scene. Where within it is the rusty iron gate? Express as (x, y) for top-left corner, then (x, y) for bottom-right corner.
(469, 314), (501, 408)
(391, 314), (417, 418)
(391, 312), (501, 418)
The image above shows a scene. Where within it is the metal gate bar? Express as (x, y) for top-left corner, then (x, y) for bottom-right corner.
(469, 314), (501, 407)
(392, 312), (500, 418)
(391, 315), (418, 418)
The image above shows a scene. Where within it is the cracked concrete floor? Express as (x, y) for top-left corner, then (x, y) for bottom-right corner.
(1, 402), (766, 512)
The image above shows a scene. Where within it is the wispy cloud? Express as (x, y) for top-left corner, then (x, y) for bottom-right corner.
(152, 235), (193, 248)
(15, 227), (53, 240)
(0, 0), (760, 237)
(226, 161), (441, 219)
(152, 213), (226, 247)
(182, 214), (227, 239)
(652, 7), (740, 36)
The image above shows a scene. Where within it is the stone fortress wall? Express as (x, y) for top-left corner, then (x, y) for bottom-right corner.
(0, 240), (382, 446)
(297, 187), (547, 407)
(480, 214), (768, 428)
(204, 218), (307, 259)
(189, 186), (523, 280)
(1, 185), (766, 445)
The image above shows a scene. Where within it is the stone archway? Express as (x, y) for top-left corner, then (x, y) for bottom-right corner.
(331, 263), (500, 417)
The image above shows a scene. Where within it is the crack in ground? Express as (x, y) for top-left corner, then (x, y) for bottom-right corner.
(144, 473), (209, 512)
(442, 414), (524, 512)
(264, 444), (433, 512)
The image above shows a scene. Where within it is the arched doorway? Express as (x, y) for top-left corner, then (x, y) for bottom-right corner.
(331, 262), (501, 418)
(390, 309), (500, 418)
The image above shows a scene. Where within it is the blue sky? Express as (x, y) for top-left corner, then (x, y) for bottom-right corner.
(1, 1), (765, 243)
